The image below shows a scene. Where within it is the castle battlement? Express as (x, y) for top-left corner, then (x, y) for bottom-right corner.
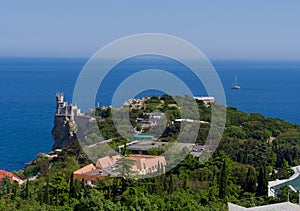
(55, 93), (81, 119)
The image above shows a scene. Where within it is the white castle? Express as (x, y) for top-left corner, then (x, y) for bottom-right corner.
(55, 93), (82, 119)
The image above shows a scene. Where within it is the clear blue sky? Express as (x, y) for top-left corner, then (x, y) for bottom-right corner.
(1, 1), (300, 60)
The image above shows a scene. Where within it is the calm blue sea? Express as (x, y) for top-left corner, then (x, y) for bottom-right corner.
(0, 57), (300, 171)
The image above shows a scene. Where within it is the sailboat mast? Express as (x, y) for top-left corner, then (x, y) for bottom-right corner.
(232, 76), (241, 89)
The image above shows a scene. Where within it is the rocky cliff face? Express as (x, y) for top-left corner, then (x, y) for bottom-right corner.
(52, 116), (77, 150)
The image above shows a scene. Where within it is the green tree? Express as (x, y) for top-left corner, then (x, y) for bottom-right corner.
(49, 173), (69, 206)
(209, 175), (218, 201)
(116, 156), (136, 178)
(256, 166), (268, 196)
(74, 189), (120, 211)
(219, 159), (228, 199)
(245, 167), (257, 193)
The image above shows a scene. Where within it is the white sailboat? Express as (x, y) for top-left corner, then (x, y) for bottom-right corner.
(232, 76), (241, 89)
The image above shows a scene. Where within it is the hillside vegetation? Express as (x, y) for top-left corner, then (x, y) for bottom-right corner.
(1, 94), (300, 210)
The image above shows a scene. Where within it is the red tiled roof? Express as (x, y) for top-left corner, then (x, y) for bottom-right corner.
(96, 155), (121, 168)
(0, 170), (15, 180)
(73, 174), (106, 182)
(74, 164), (96, 175)
(74, 154), (167, 181)
(0, 170), (23, 185)
(128, 155), (166, 172)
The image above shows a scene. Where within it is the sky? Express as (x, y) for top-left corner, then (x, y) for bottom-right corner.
(0, 1), (300, 60)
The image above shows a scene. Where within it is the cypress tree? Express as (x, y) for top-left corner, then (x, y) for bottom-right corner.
(219, 159), (228, 199)
(183, 174), (189, 190)
(45, 179), (50, 204)
(257, 166), (268, 196)
(12, 181), (17, 200)
(168, 174), (174, 194)
(69, 173), (75, 199)
(25, 180), (29, 200)
(209, 175), (218, 201)
(245, 167), (257, 193)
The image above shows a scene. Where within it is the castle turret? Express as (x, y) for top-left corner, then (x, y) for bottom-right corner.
(55, 93), (69, 116)
(56, 93), (64, 104)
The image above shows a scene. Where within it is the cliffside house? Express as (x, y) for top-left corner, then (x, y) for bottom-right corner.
(73, 154), (166, 185)
(122, 97), (149, 109)
(268, 165), (300, 199)
(73, 164), (107, 186)
(193, 96), (215, 107)
(136, 112), (165, 129)
(119, 140), (166, 154)
(0, 170), (24, 185)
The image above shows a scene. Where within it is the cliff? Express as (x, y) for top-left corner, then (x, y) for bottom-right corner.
(52, 115), (77, 150)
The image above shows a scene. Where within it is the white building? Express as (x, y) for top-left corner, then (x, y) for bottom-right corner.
(228, 202), (300, 211)
(193, 96), (215, 104)
(268, 165), (300, 198)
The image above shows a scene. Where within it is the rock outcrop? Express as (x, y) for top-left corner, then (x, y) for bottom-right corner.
(52, 116), (77, 150)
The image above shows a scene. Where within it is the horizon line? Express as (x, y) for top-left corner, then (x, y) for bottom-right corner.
(0, 56), (300, 63)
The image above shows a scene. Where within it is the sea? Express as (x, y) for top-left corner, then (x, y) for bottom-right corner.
(0, 57), (300, 171)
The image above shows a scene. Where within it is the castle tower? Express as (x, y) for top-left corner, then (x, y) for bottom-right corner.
(52, 93), (77, 150)
(56, 93), (64, 104)
(55, 93), (66, 115)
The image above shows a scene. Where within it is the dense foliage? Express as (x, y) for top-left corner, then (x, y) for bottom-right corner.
(1, 94), (300, 210)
